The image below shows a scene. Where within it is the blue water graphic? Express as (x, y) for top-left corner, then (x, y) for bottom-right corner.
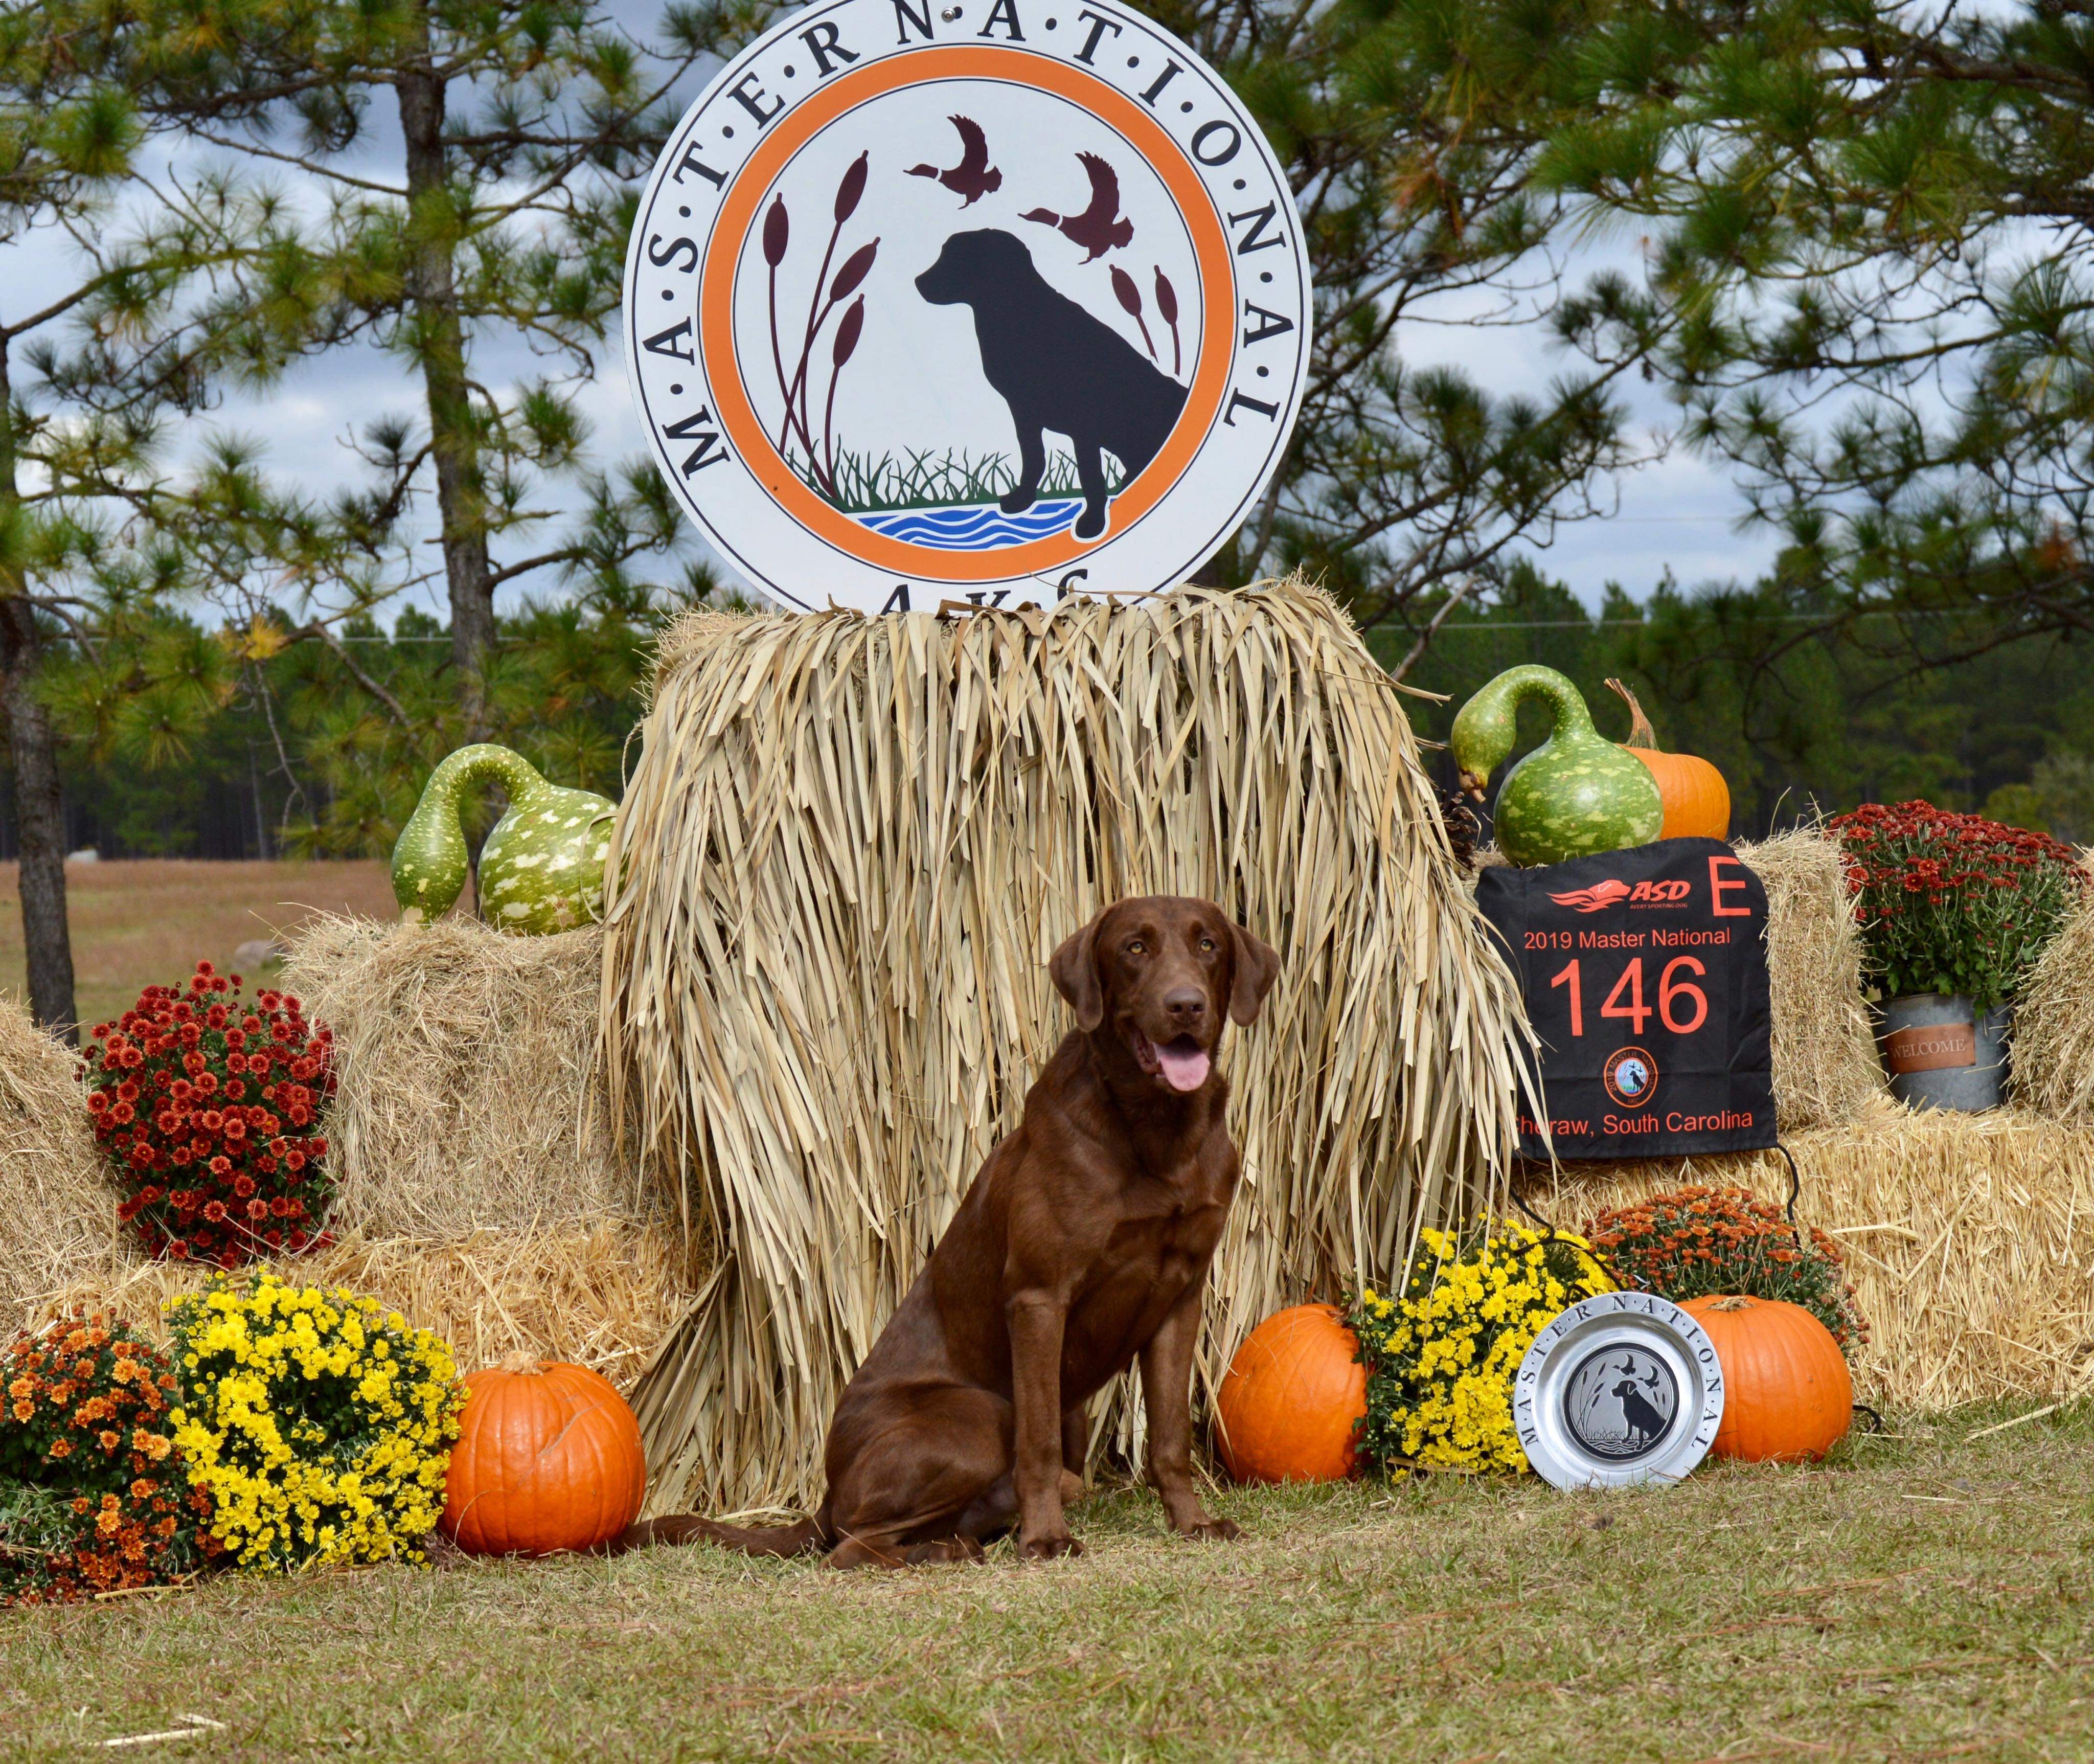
(856, 499), (1084, 550)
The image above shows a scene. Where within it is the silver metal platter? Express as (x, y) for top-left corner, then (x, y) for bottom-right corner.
(1514, 1291), (1724, 1490)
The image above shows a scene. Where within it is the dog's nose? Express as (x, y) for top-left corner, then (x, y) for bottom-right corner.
(1163, 987), (1207, 1024)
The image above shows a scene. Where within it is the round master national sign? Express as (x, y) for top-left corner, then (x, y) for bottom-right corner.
(623, 0), (1311, 610)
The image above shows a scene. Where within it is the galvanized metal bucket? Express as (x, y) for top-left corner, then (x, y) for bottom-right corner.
(1878, 992), (2011, 1112)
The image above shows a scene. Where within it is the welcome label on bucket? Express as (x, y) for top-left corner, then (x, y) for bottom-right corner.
(1883, 1021), (1977, 1073)
(622, 0), (1312, 611)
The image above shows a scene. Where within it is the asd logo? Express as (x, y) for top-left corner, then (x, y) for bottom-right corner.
(1547, 877), (1692, 914)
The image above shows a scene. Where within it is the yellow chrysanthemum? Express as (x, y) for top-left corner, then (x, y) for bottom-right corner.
(164, 1271), (463, 1573)
(1351, 1223), (1613, 1476)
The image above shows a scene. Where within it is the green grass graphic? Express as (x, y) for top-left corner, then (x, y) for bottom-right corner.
(784, 442), (1126, 514)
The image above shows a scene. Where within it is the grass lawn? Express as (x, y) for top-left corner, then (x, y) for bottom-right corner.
(0, 860), (393, 1032)
(4, 1401), (2089, 1761)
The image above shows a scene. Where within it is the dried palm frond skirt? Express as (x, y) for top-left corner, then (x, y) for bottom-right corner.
(601, 580), (1538, 1514)
(1523, 1097), (2094, 1411)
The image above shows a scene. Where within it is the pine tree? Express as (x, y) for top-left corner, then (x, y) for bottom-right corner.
(1540, 0), (2094, 654)
(0, 8), (263, 1037)
(1136, 0), (1641, 625)
(124, 0), (716, 732)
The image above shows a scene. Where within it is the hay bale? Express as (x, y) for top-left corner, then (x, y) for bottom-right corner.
(1738, 828), (1882, 1132)
(602, 580), (1539, 1514)
(33, 1223), (704, 1388)
(281, 916), (649, 1238)
(1524, 1098), (2094, 1410)
(4, 923), (709, 1394)
(2013, 855), (2094, 1121)
(0, 997), (120, 1338)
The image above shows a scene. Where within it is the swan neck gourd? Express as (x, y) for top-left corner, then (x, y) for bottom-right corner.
(1449, 665), (1598, 797)
(392, 744), (614, 934)
(1449, 665), (1664, 867)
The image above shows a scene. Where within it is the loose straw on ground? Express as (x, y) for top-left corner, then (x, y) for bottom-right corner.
(601, 579), (1541, 1515)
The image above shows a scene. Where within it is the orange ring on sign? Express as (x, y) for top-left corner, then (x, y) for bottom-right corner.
(698, 45), (1237, 584)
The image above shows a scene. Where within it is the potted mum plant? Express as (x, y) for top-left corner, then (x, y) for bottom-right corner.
(1828, 801), (2087, 1111)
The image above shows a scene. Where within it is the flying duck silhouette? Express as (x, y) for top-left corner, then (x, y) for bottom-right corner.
(906, 116), (1002, 207)
(1021, 152), (1133, 262)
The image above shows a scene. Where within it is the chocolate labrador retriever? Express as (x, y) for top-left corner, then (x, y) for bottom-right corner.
(622, 895), (1278, 1568)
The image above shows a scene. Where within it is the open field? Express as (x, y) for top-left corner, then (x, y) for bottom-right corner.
(4, 1401), (2089, 1762)
(0, 860), (394, 1032)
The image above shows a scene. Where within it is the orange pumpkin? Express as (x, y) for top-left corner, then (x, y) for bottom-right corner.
(1215, 1303), (1367, 1484)
(441, 1352), (647, 1556)
(1607, 679), (1731, 841)
(1683, 1295), (1852, 1462)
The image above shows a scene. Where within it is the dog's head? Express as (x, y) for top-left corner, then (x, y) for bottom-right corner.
(915, 228), (1032, 308)
(1049, 897), (1279, 1094)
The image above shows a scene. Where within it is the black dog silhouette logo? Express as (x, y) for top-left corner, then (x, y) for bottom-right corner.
(744, 96), (1200, 552)
(625, 0), (1311, 610)
(1560, 1346), (1681, 1461)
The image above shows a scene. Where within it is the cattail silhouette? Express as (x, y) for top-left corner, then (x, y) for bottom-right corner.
(835, 152), (869, 222)
(765, 195), (802, 456)
(1153, 265), (1180, 377)
(832, 295), (866, 368)
(831, 238), (879, 303)
(1111, 264), (1156, 361)
(771, 159), (879, 464)
(824, 296), (867, 494)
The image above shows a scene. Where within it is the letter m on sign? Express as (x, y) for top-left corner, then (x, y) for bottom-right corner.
(661, 408), (730, 476)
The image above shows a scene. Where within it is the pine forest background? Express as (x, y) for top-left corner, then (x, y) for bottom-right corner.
(9, 0), (2094, 1033)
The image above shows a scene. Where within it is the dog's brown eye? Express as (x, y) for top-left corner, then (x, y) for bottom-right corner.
(1127, 940), (1145, 955)
(1199, 938), (1216, 953)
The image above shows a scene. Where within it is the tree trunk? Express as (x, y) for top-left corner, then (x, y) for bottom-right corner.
(398, 13), (496, 735)
(0, 339), (78, 1042)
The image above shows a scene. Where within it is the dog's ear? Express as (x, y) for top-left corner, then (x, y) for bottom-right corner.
(1050, 912), (1106, 1032)
(1226, 922), (1280, 1027)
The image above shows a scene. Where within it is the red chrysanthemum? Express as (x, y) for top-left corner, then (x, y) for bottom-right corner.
(83, 962), (335, 1267)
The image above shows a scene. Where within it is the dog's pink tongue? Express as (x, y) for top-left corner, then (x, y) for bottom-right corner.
(1156, 1042), (1210, 1093)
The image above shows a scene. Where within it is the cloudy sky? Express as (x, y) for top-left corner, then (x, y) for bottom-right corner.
(24, 26), (1780, 627)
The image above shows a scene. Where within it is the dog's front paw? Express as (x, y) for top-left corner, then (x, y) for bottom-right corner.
(1018, 1531), (1084, 1561)
(1176, 1516), (1242, 1543)
(999, 487), (1039, 514)
(1073, 503), (1107, 539)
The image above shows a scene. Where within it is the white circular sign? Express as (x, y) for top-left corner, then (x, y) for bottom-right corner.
(623, 0), (1312, 612)
(1514, 1291), (1724, 1490)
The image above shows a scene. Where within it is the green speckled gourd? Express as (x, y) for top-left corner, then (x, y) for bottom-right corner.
(1449, 665), (1663, 867)
(391, 744), (616, 934)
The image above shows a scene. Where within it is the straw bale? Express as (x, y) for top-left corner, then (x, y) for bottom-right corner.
(0, 997), (122, 1338)
(281, 916), (650, 1238)
(1737, 828), (1882, 1132)
(602, 579), (1540, 1514)
(26, 1223), (705, 1389)
(2013, 855), (2094, 1122)
(1523, 1097), (2094, 1411)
